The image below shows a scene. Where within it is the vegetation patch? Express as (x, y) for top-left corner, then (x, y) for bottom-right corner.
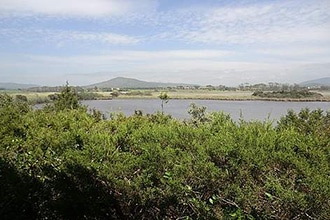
(252, 90), (323, 99)
(1, 86), (330, 219)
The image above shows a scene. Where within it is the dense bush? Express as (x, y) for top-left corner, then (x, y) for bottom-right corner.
(0, 92), (329, 219)
(253, 90), (323, 99)
(77, 92), (104, 100)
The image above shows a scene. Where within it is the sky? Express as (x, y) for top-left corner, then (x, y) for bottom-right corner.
(0, 0), (329, 86)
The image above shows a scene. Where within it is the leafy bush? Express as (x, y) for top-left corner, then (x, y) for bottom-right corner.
(0, 96), (329, 219)
(253, 90), (323, 99)
(51, 82), (80, 111)
(77, 92), (104, 100)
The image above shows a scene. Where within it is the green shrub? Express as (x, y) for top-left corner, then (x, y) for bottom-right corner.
(1, 100), (329, 219)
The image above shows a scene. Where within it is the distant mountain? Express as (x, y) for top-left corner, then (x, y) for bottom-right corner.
(300, 77), (330, 87)
(0, 82), (39, 90)
(85, 77), (198, 89)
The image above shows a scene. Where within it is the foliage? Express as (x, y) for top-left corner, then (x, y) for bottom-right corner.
(0, 94), (30, 144)
(188, 103), (210, 125)
(15, 94), (28, 102)
(0, 95), (329, 219)
(252, 90), (323, 99)
(32, 95), (51, 104)
(48, 82), (81, 111)
(159, 92), (170, 113)
(124, 90), (153, 96)
(77, 92), (104, 100)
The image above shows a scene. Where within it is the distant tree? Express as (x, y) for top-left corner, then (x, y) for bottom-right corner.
(206, 85), (215, 90)
(111, 91), (119, 98)
(48, 94), (58, 101)
(15, 94), (28, 102)
(281, 84), (289, 91)
(159, 92), (169, 113)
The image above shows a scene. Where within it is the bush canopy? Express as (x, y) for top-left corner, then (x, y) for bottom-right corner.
(0, 91), (329, 219)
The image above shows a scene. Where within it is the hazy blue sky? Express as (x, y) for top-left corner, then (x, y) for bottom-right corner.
(0, 0), (329, 86)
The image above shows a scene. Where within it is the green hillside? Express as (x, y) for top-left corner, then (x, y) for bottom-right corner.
(300, 77), (330, 87)
(85, 77), (198, 89)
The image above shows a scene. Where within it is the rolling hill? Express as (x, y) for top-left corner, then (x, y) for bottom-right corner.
(0, 82), (39, 90)
(85, 77), (198, 89)
(300, 77), (330, 87)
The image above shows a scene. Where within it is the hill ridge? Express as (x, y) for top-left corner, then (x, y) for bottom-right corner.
(0, 82), (39, 90)
(85, 77), (198, 89)
(300, 77), (330, 87)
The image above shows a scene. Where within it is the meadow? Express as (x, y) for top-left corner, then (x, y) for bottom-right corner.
(1, 86), (329, 219)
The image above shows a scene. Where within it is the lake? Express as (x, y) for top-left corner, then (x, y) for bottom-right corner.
(82, 99), (330, 122)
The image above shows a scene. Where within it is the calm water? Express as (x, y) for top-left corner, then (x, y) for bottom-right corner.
(82, 99), (330, 122)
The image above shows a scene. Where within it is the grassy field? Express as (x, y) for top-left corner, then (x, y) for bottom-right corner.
(94, 90), (256, 100)
(167, 90), (254, 100)
(0, 91), (52, 103)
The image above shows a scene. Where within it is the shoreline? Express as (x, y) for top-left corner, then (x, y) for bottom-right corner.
(113, 96), (330, 102)
(111, 90), (330, 102)
(3, 90), (330, 103)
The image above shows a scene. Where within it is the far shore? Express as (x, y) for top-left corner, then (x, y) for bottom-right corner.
(2, 90), (330, 103)
(112, 96), (330, 102)
(99, 90), (330, 102)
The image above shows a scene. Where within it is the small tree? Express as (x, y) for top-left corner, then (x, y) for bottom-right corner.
(159, 92), (169, 114)
(53, 82), (80, 111)
(188, 103), (209, 125)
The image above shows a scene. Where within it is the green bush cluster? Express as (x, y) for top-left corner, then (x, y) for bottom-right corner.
(47, 88), (103, 105)
(1, 92), (329, 219)
(126, 91), (153, 96)
(252, 90), (323, 99)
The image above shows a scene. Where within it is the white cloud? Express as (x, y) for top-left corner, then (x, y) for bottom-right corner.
(0, 0), (329, 86)
(114, 50), (233, 60)
(25, 50), (233, 65)
(156, 0), (330, 46)
(2, 0), (329, 47)
(256, 46), (330, 63)
(0, 28), (140, 45)
(0, 0), (157, 17)
(69, 31), (140, 45)
(182, 25), (330, 45)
